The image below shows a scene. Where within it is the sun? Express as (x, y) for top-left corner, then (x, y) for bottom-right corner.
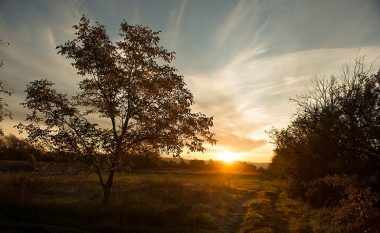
(217, 151), (240, 163)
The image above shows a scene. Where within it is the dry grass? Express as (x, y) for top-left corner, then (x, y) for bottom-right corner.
(0, 170), (341, 233)
(0, 172), (260, 233)
(238, 177), (340, 233)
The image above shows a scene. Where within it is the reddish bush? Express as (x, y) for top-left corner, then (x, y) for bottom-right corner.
(333, 186), (379, 233)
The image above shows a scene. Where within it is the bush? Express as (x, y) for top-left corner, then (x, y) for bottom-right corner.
(285, 177), (307, 199)
(305, 175), (355, 207)
(333, 186), (379, 233)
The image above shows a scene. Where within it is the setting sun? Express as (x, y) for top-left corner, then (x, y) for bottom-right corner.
(217, 151), (241, 163)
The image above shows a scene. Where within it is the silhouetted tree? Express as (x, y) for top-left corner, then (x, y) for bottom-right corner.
(0, 134), (39, 161)
(269, 59), (380, 231)
(269, 58), (380, 198)
(128, 150), (160, 170)
(0, 81), (12, 136)
(0, 40), (10, 69)
(18, 16), (216, 206)
(0, 40), (12, 136)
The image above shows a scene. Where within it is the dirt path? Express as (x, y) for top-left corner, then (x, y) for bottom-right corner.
(227, 185), (289, 233)
(221, 191), (255, 233)
(268, 190), (289, 233)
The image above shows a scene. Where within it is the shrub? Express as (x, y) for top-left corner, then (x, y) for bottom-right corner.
(305, 175), (355, 207)
(285, 177), (307, 199)
(333, 186), (379, 233)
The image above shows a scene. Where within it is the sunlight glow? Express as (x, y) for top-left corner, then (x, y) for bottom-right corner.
(217, 151), (240, 163)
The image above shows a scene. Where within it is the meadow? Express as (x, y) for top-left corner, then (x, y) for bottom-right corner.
(0, 162), (338, 233)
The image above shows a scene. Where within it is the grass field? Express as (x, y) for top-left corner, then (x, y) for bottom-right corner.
(0, 164), (338, 233)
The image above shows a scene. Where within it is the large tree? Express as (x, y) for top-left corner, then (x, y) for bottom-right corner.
(18, 16), (216, 205)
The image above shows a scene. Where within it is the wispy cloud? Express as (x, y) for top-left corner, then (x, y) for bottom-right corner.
(217, 134), (266, 152)
(167, 0), (187, 37)
(217, 0), (258, 46)
(0, 1), (83, 129)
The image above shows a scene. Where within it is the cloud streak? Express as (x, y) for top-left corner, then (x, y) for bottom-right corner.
(167, 0), (187, 36)
(216, 134), (266, 152)
(217, 0), (257, 46)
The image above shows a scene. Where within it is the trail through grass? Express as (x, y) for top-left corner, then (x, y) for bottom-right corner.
(237, 178), (339, 233)
(0, 170), (338, 233)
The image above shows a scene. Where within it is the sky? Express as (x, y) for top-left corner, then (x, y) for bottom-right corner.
(1, 0), (380, 163)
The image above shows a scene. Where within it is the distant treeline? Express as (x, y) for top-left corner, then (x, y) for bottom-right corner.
(129, 154), (258, 173)
(0, 134), (73, 163)
(268, 60), (380, 232)
(0, 134), (257, 173)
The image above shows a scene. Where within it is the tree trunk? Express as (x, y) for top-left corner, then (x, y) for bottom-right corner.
(102, 185), (111, 206)
(102, 169), (115, 207)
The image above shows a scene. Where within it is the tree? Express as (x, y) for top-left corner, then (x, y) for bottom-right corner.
(268, 59), (380, 231)
(18, 16), (216, 206)
(0, 134), (38, 161)
(0, 40), (10, 69)
(269, 58), (380, 201)
(0, 81), (12, 136)
(0, 40), (12, 136)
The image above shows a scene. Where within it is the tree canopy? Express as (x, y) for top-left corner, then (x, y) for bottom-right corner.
(18, 16), (216, 205)
(270, 60), (380, 182)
